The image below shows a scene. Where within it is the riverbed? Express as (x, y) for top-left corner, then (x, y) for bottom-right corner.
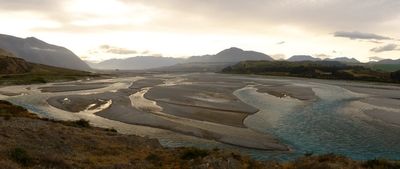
(1, 73), (399, 160)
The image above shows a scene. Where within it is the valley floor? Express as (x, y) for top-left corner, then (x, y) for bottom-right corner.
(0, 73), (400, 161)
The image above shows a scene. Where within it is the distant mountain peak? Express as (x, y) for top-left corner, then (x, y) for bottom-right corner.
(187, 47), (273, 63)
(288, 55), (321, 62)
(216, 47), (244, 55)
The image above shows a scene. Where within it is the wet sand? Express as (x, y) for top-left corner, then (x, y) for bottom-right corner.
(40, 84), (108, 92)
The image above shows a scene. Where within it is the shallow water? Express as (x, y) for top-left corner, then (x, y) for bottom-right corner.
(235, 83), (400, 161)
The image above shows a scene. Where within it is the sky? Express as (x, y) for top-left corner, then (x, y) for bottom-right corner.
(0, 0), (399, 62)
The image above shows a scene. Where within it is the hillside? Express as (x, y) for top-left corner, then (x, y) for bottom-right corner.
(222, 60), (400, 83)
(0, 49), (96, 85)
(0, 34), (90, 71)
(0, 49), (31, 74)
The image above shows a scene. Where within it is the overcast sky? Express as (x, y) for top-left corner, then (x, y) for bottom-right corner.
(0, 0), (399, 62)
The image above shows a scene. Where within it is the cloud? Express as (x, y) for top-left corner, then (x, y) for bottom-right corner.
(315, 54), (330, 59)
(370, 44), (398, 53)
(271, 54), (286, 60)
(93, 45), (157, 55)
(99, 45), (137, 55)
(369, 56), (385, 61)
(276, 41), (285, 45)
(334, 31), (392, 40)
(2, 0), (400, 34)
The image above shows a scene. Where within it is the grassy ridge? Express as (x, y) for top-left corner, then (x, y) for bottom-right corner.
(222, 60), (400, 83)
(0, 63), (98, 85)
(368, 64), (400, 72)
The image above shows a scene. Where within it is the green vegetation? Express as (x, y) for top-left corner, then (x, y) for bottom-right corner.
(9, 148), (32, 166)
(222, 60), (400, 83)
(69, 119), (91, 128)
(146, 153), (162, 163)
(362, 159), (400, 169)
(369, 64), (400, 72)
(180, 148), (210, 160)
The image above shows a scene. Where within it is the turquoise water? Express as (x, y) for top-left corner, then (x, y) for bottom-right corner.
(270, 100), (400, 160)
(235, 86), (400, 161)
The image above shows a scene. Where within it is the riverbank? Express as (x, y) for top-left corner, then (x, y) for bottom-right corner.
(1, 100), (399, 169)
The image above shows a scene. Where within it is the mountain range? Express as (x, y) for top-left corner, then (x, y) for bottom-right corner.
(90, 49), (368, 71)
(1, 34), (398, 72)
(187, 47), (274, 63)
(0, 34), (90, 71)
(88, 56), (185, 70)
(287, 55), (322, 62)
(89, 47), (274, 70)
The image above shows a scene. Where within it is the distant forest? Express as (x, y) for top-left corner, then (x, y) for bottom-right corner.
(222, 61), (400, 83)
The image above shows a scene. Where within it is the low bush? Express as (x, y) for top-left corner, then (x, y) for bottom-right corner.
(9, 147), (32, 166)
(180, 148), (209, 160)
(146, 153), (161, 162)
(362, 159), (400, 169)
(73, 119), (91, 128)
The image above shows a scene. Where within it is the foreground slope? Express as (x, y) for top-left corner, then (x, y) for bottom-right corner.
(1, 100), (399, 169)
(0, 100), (265, 169)
(0, 34), (90, 71)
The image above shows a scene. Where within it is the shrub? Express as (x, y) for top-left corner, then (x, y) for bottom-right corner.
(362, 159), (400, 169)
(104, 128), (118, 132)
(73, 119), (91, 128)
(3, 114), (11, 120)
(146, 153), (161, 162)
(304, 151), (314, 157)
(30, 77), (47, 84)
(9, 147), (32, 166)
(180, 148), (209, 160)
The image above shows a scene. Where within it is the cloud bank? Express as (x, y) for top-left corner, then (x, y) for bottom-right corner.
(334, 31), (392, 40)
(370, 44), (398, 53)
